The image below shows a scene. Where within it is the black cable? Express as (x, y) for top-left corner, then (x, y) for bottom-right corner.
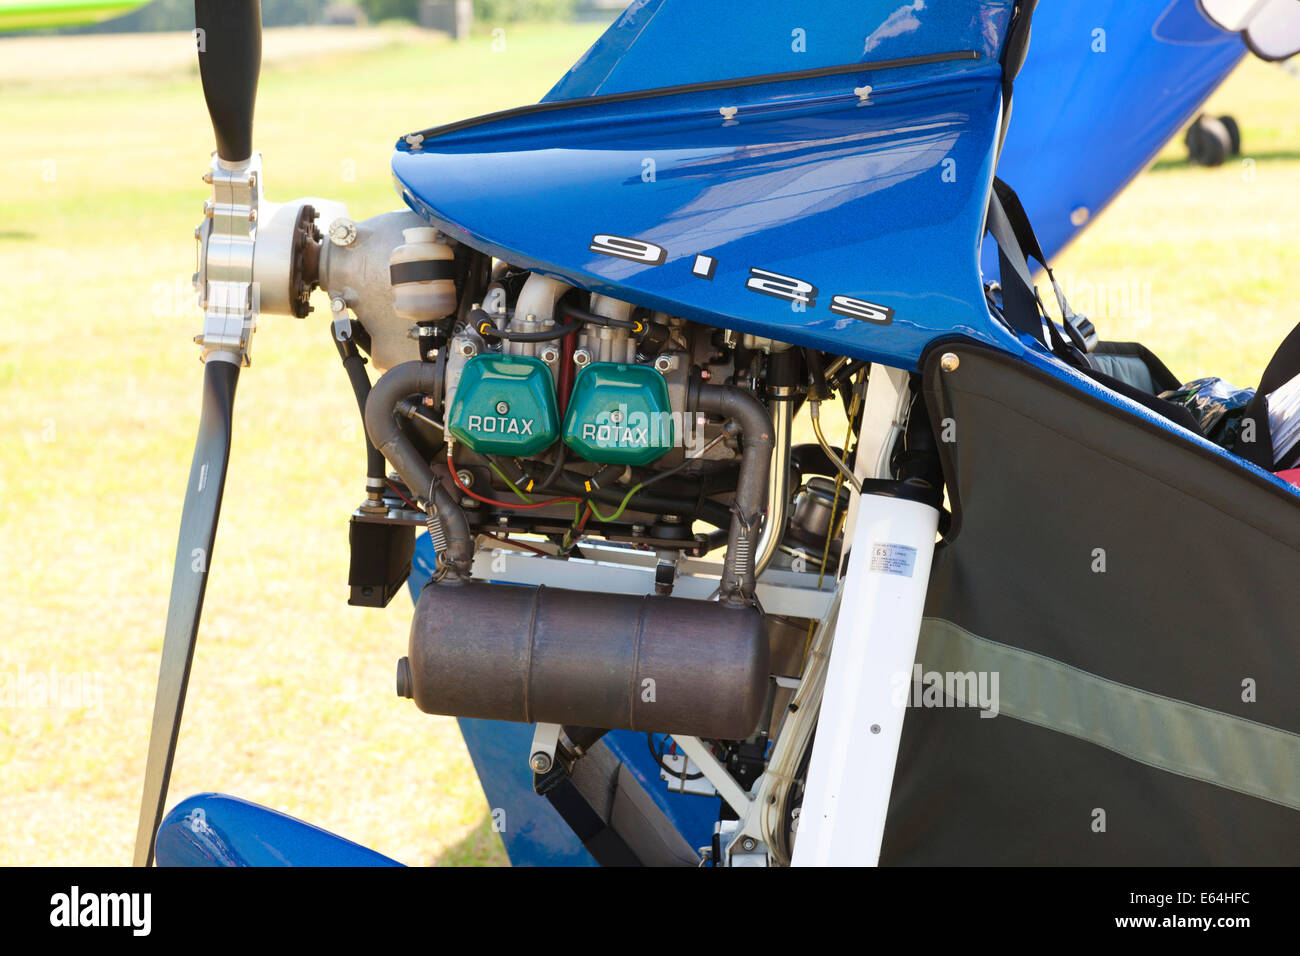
(332, 322), (386, 482)
(558, 300), (645, 334)
(472, 308), (579, 343)
(646, 733), (704, 781)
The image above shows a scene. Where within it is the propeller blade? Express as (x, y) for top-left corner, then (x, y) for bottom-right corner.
(133, 360), (240, 866)
(195, 0), (262, 163)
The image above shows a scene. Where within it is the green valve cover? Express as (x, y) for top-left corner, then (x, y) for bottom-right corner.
(562, 362), (674, 465)
(447, 354), (559, 457)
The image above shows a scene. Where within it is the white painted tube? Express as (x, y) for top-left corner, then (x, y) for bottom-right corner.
(791, 490), (940, 867)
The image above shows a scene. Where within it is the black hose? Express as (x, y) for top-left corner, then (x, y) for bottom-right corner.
(332, 325), (387, 485)
(691, 382), (775, 604)
(557, 300), (645, 333)
(364, 361), (474, 576)
(472, 309), (579, 343)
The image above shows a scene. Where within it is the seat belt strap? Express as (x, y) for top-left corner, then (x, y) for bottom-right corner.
(991, 177), (1098, 353)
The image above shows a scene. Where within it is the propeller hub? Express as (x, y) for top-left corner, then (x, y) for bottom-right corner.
(194, 154), (261, 365)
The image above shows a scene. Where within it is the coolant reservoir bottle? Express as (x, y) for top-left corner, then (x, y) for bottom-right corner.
(389, 226), (456, 322)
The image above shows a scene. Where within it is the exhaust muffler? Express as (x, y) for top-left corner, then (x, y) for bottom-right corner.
(398, 581), (769, 740)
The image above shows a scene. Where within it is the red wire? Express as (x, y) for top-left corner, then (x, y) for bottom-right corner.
(479, 532), (552, 557)
(574, 503), (592, 536)
(557, 330), (576, 417)
(386, 481), (419, 511)
(447, 450), (582, 510)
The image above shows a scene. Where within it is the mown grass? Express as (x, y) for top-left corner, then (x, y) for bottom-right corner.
(0, 24), (1294, 866)
(0, 22), (607, 867)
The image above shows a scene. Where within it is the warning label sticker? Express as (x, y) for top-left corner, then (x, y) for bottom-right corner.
(868, 542), (917, 577)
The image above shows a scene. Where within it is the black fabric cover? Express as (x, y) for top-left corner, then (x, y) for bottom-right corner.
(879, 344), (1300, 865)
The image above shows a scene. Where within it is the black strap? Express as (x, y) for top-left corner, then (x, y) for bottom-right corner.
(389, 259), (457, 285)
(989, 178), (1098, 354)
(986, 181), (1087, 364)
(1238, 321), (1300, 468)
(987, 179), (1208, 435)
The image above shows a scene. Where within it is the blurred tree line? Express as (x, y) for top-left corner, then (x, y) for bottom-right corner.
(362, 0), (576, 22)
(70, 0), (578, 32)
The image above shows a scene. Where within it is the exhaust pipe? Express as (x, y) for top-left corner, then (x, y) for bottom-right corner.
(399, 581), (769, 740)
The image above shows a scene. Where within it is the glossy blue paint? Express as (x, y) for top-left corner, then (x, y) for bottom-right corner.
(155, 793), (404, 867)
(986, 0), (1245, 274)
(545, 0), (1016, 99)
(395, 64), (1006, 371)
(408, 537), (722, 867)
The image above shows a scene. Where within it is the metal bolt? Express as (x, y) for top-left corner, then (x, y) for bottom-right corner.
(940, 352), (960, 373)
(202, 170), (213, 184)
(328, 218), (357, 247)
(495, 400), (510, 415)
(330, 297), (346, 314)
(456, 470), (474, 488)
(741, 837), (757, 852)
(654, 354), (673, 373)
(248, 208), (257, 223)
(540, 346), (560, 364)
(573, 348), (592, 367)
(609, 409), (623, 424)
(529, 752), (552, 774)
(870, 724), (881, 734)
(459, 340), (478, 358)
(1070, 206), (1090, 227)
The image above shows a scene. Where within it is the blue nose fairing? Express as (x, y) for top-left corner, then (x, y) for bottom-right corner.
(392, 1), (1017, 370)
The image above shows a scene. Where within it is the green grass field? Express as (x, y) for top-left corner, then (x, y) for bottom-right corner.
(0, 23), (1295, 866)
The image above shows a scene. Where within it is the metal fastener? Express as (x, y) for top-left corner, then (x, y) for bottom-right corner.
(940, 352), (960, 373)
(327, 218), (357, 247)
(495, 401), (510, 415)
